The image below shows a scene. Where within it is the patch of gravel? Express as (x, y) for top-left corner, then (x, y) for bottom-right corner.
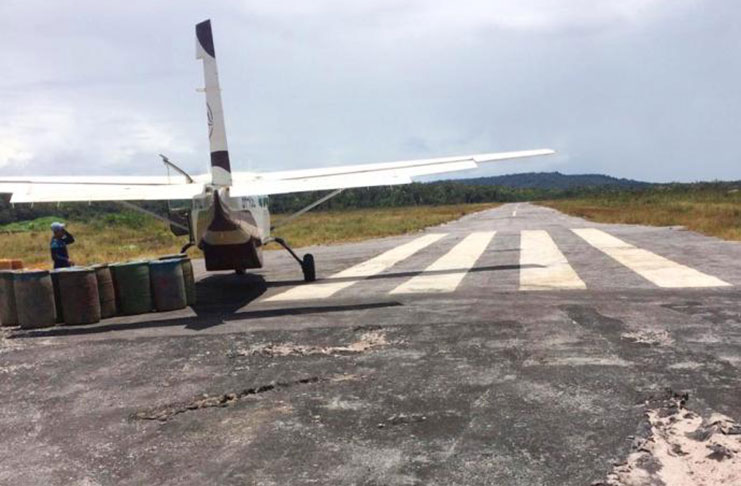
(232, 330), (389, 358)
(598, 391), (741, 485)
(621, 330), (673, 346)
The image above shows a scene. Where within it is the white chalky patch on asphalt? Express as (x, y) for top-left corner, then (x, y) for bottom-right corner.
(390, 231), (495, 294)
(519, 230), (586, 290)
(572, 228), (730, 288)
(264, 233), (447, 301)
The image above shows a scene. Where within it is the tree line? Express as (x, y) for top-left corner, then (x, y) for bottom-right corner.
(1, 179), (737, 225)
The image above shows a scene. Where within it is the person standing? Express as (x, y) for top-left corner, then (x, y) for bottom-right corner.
(50, 222), (75, 268)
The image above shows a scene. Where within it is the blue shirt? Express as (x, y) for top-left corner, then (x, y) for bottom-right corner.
(50, 232), (75, 268)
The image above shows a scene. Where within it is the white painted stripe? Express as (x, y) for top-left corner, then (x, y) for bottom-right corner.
(520, 230), (586, 290)
(572, 228), (730, 288)
(390, 231), (495, 294)
(265, 233), (447, 301)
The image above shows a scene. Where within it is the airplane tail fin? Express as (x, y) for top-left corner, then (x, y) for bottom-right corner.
(196, 19), (232, 187)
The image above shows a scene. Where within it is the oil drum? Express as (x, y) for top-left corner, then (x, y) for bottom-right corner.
(149, 259), (187, 311)
(0, 270), (18, 326)
(110, 261), (152, 315)
(14, 270), (56, 329)
(91, 264), (117, 318)
(56, 267), (101, 325)
(159, 254), (196, 306)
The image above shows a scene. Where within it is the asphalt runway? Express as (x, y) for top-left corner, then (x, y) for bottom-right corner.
(2, 203), (740, 485)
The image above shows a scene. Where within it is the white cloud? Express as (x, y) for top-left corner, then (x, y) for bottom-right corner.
(238, 0), (695, 36)
(0, 0), (737, 182)
(0, 137), (33, 168)
(0, 96), (198, 175)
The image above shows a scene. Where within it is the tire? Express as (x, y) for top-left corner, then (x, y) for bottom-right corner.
(302, 254), (316, 282)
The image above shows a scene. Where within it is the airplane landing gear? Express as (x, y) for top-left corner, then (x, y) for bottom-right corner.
(272, 237), (316, 282)
(301, 254), (315, 282)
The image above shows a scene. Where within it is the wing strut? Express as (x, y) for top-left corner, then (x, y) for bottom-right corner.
(270, 188), (345, 231)
(159, 154), (195, 183)
(117, 201), (189, 233)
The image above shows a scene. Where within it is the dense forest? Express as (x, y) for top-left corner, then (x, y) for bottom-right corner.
(0, 173), (738, 225)
(458, 172), (650, 190)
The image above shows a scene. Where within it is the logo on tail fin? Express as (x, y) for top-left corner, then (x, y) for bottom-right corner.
(207, 103), (214, 139)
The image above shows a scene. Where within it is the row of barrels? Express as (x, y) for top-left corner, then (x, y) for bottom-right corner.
(0, 255), (196, 329)
(0, 259), (23, 270)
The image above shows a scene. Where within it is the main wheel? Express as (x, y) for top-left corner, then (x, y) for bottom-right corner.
(234, 268), (246, 275)
(301, 254), (316, 282)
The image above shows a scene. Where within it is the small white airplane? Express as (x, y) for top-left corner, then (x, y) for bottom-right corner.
(0, 20), (554, 281)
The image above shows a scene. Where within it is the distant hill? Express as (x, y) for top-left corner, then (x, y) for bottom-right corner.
(454, 172), (652, 190)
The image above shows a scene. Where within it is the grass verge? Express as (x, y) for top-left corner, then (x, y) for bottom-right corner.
(0, 203), (499, 269)
(540, 190), (741, 241)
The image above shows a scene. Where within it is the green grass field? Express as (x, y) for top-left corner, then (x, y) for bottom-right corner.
(540, 187), (741, 241)
(0, 203), (499, 269)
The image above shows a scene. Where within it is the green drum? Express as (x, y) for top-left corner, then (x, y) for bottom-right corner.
(14, 270), (56, 329)
(110, 261), (152, 315)
(91, 264), (117, 318)
(0, 270), (18, 326)
(56, 267), (101, 325)
(158, 254), (196, 306)
(149, 259), (187, 312)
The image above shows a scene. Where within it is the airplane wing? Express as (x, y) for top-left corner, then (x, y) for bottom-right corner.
(0, 174), (206, 203)
(0, 149), (553, 202)
(229, 149), (555, 197)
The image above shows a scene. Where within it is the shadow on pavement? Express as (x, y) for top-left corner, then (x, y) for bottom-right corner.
(266, 263), (544, 288)
(10, 271), (402, 338)
(12, 301), (401, 338)
(8, 262), (527, 338)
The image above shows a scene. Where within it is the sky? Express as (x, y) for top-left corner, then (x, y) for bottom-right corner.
(0, 0), (739, 182)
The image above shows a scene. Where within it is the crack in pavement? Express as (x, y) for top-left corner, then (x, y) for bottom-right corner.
(132, 376), (322, 422)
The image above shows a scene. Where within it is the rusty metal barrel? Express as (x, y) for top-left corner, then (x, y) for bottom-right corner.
(56, 268), (101, 325)
(110, 261), (152, 315)
(0, 270), (18, 326)
(149, 259), (187, 311)
(14, 270), (56, 329)
(91, 264), (117, 318)
(159, 254), (196, 306)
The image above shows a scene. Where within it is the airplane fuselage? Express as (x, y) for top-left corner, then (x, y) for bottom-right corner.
(191, 187), (271, 271)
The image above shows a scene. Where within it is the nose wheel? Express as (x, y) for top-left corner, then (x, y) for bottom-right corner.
(272, 237), (316, 282)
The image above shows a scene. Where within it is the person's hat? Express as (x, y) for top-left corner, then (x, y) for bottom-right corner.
(50, 222), (64, 232)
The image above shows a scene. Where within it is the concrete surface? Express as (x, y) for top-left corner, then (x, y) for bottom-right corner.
(1, 203), (740, 485)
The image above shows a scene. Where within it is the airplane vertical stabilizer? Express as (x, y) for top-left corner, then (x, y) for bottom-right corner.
(196, 19), (232, 186)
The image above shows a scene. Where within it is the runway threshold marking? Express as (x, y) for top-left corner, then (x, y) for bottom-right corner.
(390, 231), (495, 294)
(572, 228), (730, 288)
(264, 233), (447, 301)
(520, 230), (586, 290)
